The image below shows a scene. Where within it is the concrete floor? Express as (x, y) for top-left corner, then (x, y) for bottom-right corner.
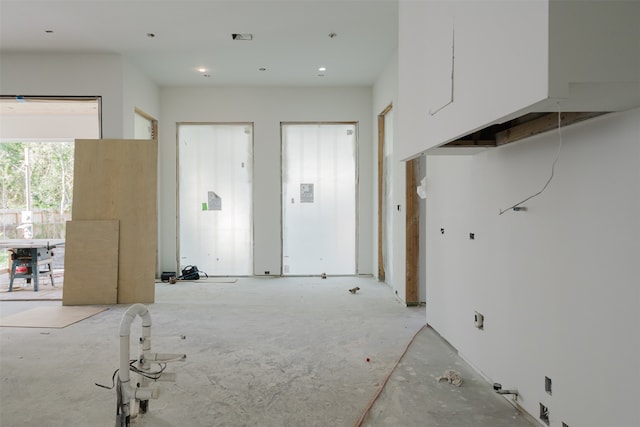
(0, 277), (536, 427)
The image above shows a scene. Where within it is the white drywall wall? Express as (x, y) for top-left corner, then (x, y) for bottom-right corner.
(373, 50), (409, 300)
(425, 108), (640, 427)
(398, 1), (549, 157)
(122, 59), (160, 138)
(0, 53), (127, 138)
(159, 86), (373, 276)
(549, 0), (640, 99)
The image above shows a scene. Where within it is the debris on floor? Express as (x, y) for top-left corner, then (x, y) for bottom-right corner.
(436, 369), (463, 387)
(349, 287), (360, 294)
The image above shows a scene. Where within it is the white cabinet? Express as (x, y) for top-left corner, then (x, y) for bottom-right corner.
(398, 0), (640, 158)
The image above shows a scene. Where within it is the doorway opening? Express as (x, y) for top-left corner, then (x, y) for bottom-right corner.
(177, 123), (253, 276)
(0, 95), (101, 297)
(281, 122), (358, 276)
(134, 108), (157, 140)
(378, 104), (393, 283)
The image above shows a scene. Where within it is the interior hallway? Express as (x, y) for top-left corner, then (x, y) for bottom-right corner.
(0, 277), (534, 427)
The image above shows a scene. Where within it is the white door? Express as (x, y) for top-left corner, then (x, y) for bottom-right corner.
(282, 123), (357, 275)
(178, 123), (253, 275)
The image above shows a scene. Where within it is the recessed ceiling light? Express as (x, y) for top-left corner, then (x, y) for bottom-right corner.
(318, 67), (326, 72)
(232, 33), (253, 41)
(198, 68), (207, 73)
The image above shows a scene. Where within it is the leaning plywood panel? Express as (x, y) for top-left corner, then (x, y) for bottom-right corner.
(63, 220), (119, 305)
(73, 139), (157, 304)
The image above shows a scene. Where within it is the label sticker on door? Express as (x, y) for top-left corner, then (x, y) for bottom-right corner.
(300, 183), (314, 203)
(208, 191), (222, 210)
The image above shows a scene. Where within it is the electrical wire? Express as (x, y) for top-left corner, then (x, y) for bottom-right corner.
(499, 110), (563, 215)
(353, 323), (428, 427)
(95, 368), (119, 389)
(129, 359), (168, 380)
(96, 358), (171, 389)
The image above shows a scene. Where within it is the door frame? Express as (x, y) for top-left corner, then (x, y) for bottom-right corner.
(134, 107), (158, 141)
(405, 157), (420, 305)
(377, 104), (392, 281)
(280, 121), (359, 275)
(175, 122), (254, 275)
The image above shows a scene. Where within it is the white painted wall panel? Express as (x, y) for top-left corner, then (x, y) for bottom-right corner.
(159, 86), (372, 276)
(398, 1), (549, 158)
(122, 58), (159, 138)
(549, 0), (640, 96)
(0, 53), (125, 138)
(373, 51), (412, 301)
(426, 108), (640, 427)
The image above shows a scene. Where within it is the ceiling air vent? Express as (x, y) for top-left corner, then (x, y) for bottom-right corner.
(232, 33), (253, 41)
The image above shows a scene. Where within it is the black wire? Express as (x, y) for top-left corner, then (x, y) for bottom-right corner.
(499, 110), (563, 215)
(95, 368), (119, 389)
(96, 359), (168, 389)
(129, 359), (168, 380)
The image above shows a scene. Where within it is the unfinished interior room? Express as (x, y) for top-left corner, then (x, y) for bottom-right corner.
(1, 1), (638, 426)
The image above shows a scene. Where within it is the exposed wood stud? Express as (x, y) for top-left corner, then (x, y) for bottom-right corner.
(495, 112), (607, 146)
(405, 158), (419, 305)
(443, 111), (609, 148)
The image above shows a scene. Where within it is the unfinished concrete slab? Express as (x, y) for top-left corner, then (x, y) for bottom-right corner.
(0, 277), (535, 427)
(361, 326), (535, 427)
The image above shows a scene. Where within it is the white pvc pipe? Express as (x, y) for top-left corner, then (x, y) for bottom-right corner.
(118, 304), (152, 407)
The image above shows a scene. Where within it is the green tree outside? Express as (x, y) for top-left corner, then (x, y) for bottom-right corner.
(0, 141), (74, 266)
(1, 141), (74, 212)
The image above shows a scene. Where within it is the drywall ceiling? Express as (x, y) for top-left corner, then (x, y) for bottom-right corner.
(0, 0), (399, 87)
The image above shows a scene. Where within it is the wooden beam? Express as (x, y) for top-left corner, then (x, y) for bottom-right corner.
(444, 139), (496, 147)
(405, 158), (419, 305)
(496, 112), (607, 146)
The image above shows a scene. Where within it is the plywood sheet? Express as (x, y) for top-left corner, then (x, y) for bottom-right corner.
(73, 139), (157, 304)
(0, 306), (108, 328)
(63, 220), (119, 305)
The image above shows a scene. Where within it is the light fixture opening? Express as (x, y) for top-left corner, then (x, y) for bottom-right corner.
(232, 33), (253, 41)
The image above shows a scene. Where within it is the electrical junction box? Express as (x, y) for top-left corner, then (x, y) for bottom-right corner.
(474, 311), (484, 329)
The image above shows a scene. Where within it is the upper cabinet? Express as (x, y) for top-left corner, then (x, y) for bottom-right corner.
(397, 0), (640, 159)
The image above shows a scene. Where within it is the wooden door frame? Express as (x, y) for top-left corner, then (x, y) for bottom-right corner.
(405, 157), (420, 305)
(377, 104), (392, 281)
(135, 107), (158, 141)
(377, 103), (419, 305)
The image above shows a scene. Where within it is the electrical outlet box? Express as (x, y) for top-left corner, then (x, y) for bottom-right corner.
(474, 311), (484, 330)
(539, 403), (550, 425)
